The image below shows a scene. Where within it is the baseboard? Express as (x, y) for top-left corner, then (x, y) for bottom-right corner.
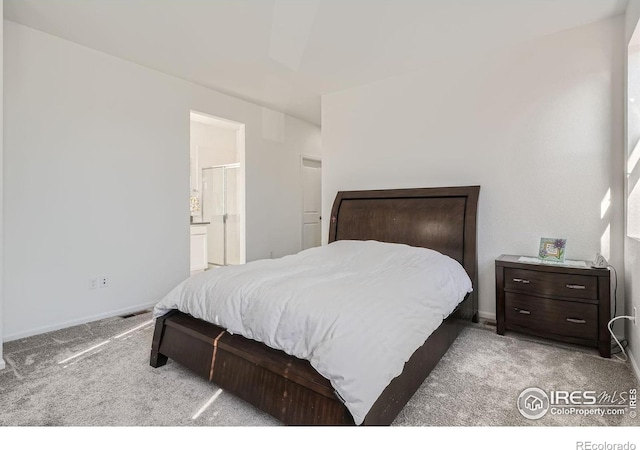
(0, 358), (5, 371)
(478, 310), (496, 322)
(4, 301), (157, 342)
(628, 347), (640, 384)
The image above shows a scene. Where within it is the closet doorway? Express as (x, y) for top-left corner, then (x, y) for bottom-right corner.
(190, 111), (245, 273)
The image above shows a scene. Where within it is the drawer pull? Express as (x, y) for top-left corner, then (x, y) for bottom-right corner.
(514, 307), (531, 315)
(566, 284), (586, 290)
(566, 318), (586, 324)
(513, 278), (531, 284)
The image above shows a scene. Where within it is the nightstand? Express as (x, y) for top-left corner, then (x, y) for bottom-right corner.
(495, 255), (611, 358)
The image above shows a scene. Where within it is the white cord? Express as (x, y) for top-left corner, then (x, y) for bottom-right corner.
(608, 316), (634, 361)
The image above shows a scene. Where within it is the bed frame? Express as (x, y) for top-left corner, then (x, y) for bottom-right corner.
(150, 186), (480, 425)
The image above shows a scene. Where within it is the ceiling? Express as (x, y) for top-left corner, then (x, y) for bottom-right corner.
(4, 0), (629, 125)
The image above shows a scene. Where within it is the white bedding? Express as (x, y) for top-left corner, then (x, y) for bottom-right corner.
(154, 240), (472, 424)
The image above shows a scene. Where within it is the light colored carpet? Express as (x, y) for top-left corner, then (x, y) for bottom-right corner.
(0, 312), (637, 426)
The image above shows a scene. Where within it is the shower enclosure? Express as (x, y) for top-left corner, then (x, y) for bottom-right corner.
(201, 164), (241, 266)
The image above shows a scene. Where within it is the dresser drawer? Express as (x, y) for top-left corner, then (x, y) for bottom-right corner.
(504, 268), (598, 301)
(505, 292), (598, 341)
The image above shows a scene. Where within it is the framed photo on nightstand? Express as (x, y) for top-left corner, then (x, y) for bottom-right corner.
(538, 237), (566, 262)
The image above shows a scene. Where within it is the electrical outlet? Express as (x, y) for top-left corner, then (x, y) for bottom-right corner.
(100, 276), (108, 288)
(88, 277), (99, 290)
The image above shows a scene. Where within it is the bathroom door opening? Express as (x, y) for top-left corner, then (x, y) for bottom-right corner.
(189, 111), (245, 273)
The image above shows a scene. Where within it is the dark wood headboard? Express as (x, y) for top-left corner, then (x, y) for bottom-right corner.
(328, 186), (480, 315)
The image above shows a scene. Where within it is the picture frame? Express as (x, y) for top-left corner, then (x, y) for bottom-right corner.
(538, 237), (566, 262)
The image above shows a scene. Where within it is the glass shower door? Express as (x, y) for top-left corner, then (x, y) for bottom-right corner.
(202, 167), (225, 266)
(201, 164), (240, 266)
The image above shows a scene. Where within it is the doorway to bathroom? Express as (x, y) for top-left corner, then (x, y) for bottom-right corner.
(189, 111), (245, 274)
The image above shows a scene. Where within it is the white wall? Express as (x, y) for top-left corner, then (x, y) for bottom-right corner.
(3, 21), (320, 340)
(0, 0), (5, 370)
(322, 18), (624, 321)
(195, 123), (236, 160)
(625, 0), (640, 379)
(190, 121), (238, 187)
(627, 0), (640, 43)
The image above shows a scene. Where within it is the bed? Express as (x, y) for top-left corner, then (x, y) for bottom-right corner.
(150, 185), (480, 425)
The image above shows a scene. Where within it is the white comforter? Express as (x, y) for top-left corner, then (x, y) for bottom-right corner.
(154, 240), (472, 424)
